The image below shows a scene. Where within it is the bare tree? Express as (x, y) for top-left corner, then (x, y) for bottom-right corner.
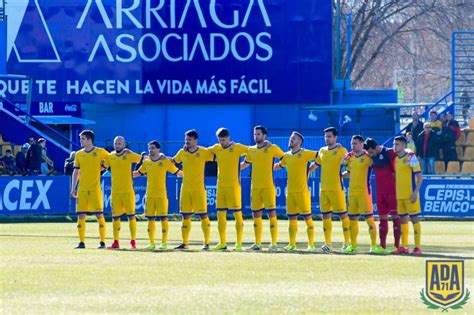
(335, 0), (474, 101)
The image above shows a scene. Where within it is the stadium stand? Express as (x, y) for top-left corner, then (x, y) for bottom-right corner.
(434, 161), (445, 175)
(461, 161), (474, 174)
(463, 131), (474, 146)
(432, 128), (474, 175)
(445, 161), (461, 175)
(13, 145), (21, 155)
(456, 131), (465, 145)
(460, 146), (474, 161)
(1, 144), (11, 156)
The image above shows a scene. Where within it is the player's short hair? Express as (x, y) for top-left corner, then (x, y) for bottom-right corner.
(406, 132), (413, 137)
(216, 128), (230, 138)
(394, 135), (407, 144)
(185, 129), (198, 139)
(352, 135), (364, 143)
(364, 138), (378, 150)
(148, 140), (160, 149)
(429, 110), (437, 115)
(80, 130), (95, 142)
(254, 125), (268, 135)
(38, 138), (46, 144)
(292, 131), (304, 144)
(324, 127), (338, 136)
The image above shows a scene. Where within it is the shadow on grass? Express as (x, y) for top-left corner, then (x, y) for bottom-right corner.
(2, 234), (473, 260)
(104, 241), (474, 260)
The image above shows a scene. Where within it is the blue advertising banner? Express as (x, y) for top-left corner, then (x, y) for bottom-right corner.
(0, 20), (6, 74)
(2, 176), (473, 217)
(3, 0), (332, 104)
(421, 180), (474, 217)
(0, 176), (70, 214)
(11, 101), (81, 116)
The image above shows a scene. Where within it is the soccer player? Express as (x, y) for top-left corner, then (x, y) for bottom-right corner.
(341, 135), (382, 254)
(70, 130), (109, 249)
(309, 127), (351, 253)
(241, 125), (285, 251)
(173, 129), (214, 250)
(134, 141), (182, 250)
(391, 136), (423, 255)
(274, 132), (317, 251)
(364, 138), (401, 252)
(104, 136), (143, 250)
(208, 128), (248, 251)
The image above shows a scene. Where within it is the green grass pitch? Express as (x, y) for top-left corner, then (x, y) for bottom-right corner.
(1, 220), (473, 314)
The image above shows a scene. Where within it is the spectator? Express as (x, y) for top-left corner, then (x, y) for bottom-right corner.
(1, 149), (16, 175)
(428, 111), (443, 133)
(105, 139), (114, 152)
(64, 151), (76, 176)
(405, 112), (423, 138)
(15, 143), (29, 175)
(26, 136), (43, 175)
(415, 122), (439, 175)
(460, 90), (471, 127)
(406, 132), (416, 154)
(38, 138), (55, 175)
(445, 112), (461, 141)
(438, 113), (446, 125)
(442, 112), (461, 162)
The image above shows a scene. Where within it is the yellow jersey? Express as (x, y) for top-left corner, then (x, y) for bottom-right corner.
(344, 151), (373, 196)
(395, 151), (422, 199)
(315, 145), (347, 192)
(429, 119), (443, 130)
(280, 149), (317, 193)
(173, 146), (214, 191)
(73, 147), (109, 191)
(138, 158), (179, 198)
(208, 143), (248, 188)
(104, 151), (141, 194)
(244, 144), (285, 189)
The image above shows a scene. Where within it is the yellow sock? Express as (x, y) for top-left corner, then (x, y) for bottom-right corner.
(323, 218), (332, 245)
(289, 219), (298, 246)
(269, 216), (278, 245)
(129, 217), (137, 241)
(181, 218), (192, 245)
(413, 222), (421, 247)
(77, 217), (86, 243)
(217, 211), (227, 245)
(233, 211), (244, 245)
(148, 220), (156, 244)
(401, 223), (409, 247)
(201, 217), (211, 245)
(350, 219), (359, 247)
(253, 216), (263, 245)
(365, 216), (377, 246)
(342, 216), (350, 245)
(161, 219), (169, 244)
(98, 216), (106, 242)
(305, 218), (315, 246)
(113, 219), (121, 241)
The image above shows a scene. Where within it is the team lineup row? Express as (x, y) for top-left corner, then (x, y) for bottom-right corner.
(70, 126), (423, 255)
